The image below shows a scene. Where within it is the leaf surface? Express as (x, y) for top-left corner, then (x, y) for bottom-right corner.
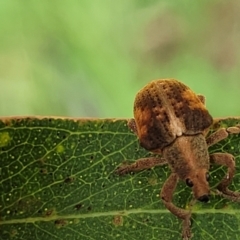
(0, 117), (240, 240)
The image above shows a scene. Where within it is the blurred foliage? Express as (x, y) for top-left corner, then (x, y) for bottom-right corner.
(0, 0), (240, 118)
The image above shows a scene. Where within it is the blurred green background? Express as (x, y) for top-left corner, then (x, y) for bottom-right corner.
(0, 0), (240, 118)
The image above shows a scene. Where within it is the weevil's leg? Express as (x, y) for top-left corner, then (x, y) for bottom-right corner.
(127, 118), (138, 135)
(115, 157), (167, 175)
(210, 153), (240, 201)
(206, 128), (228, 147)
(206, 125), (240, 147)
(197, 94), (205, 105)
(161, 173), (191, 240)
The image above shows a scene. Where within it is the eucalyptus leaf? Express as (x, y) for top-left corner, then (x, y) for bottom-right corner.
(0, 117), (240, 240)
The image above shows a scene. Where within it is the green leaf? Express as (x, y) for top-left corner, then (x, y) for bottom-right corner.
(0, 117), (240, 240)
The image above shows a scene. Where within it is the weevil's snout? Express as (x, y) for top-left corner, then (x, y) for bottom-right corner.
(198, 194), (210, 203)
(193, 183), (210, 203)
(186, 170), (210, 202)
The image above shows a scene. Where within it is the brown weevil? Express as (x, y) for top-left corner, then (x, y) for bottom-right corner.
(115, 79), (240, 239)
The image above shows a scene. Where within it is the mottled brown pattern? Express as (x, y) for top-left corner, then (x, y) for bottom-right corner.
(133, 79), (213, 151)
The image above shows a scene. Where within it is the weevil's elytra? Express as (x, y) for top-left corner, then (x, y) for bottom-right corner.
(116, 78), (240, 240)
(134, 79), (213, 151)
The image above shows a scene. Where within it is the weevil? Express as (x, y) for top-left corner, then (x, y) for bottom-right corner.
(115, 79), (240, 240)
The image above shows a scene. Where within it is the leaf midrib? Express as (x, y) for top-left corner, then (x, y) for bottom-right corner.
(0, 208), (238, 225)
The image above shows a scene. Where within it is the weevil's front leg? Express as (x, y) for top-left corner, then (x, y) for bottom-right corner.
(115, 157), (167, 175)
(207, 125), (240, 147)
(210, 153), (240, 201)
(161, 173), (192, 240)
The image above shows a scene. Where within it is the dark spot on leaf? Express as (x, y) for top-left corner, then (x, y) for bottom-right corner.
(87, 206), (92, 211)
(40, 168), (48, 174)
(143, 218), (150, 224)
(45, 209), (54, 217)
(64, 176), (75, 184)
(112, 215), (123, 226)
(54, 219), (67, 228)
(74, 203), (82, 210)
(4, 120), (12, 127)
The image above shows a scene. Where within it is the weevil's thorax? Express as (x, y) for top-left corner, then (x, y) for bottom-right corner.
(163, 134), (210, 180)
(133, 79), (213, 152)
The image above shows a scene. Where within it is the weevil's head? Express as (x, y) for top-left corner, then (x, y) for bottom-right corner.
(185, 168), (210, 202)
